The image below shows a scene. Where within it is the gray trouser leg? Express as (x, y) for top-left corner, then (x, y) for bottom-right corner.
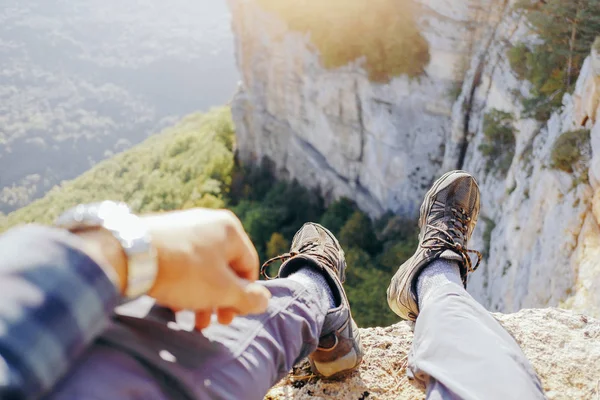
(197, 279), (327, 399)
(47, 279), (327, 400)
(408, 284), (546, 400)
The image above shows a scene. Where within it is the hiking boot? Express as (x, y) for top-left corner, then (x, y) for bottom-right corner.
(387, 170), (482, 321)
(261, 222), (363, 379)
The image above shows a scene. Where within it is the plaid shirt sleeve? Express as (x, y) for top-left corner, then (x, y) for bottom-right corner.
(0, 225), (119, 399)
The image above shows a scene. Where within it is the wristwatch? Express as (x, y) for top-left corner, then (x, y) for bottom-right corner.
(55, 201), (158, 300)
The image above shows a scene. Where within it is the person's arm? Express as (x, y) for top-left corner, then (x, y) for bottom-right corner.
(0, 225), (124, 399)
(0, 208), (270, 399)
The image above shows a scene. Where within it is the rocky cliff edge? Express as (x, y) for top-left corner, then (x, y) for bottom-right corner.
(266, 308), (600, 399)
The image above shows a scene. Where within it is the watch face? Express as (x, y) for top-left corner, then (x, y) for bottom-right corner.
(56, 201), (130, 230)
(56, 201), (158, 299)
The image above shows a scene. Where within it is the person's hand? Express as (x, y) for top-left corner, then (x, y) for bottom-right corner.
(142, 208), (271, 330)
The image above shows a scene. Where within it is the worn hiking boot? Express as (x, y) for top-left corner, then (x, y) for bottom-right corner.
(387, 170), (482, 321)
(261, 222), (363, 379)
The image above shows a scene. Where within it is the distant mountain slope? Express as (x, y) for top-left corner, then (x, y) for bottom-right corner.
(0, 0), (238, 213)
(0, 107), (236, 230)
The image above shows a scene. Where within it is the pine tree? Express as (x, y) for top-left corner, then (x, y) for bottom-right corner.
(512, 0), (600, 119)
(525, 0), (600, 86)
(266, 232), (290, 260)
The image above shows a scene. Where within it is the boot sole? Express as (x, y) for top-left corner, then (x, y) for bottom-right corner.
(309, 319), (363, 380)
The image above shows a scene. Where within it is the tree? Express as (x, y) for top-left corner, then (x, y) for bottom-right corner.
(378, 238), (418, 273)
(238, 204), (282, 260)
(266, 232), (290, 259)
(344, 247), (398, 327)
(319, 197), (357, 235)
(261, 180), (324, 239)
(550, 129), (591, 173)
(478, 109), (516, 175)
(512, 1), (600, 118)
(339, 211), (381, 255)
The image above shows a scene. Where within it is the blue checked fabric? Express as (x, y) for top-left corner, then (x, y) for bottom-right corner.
(0, 225), (119, 398)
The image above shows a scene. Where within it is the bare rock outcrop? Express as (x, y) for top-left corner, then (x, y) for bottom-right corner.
(266, 308), (600, 399)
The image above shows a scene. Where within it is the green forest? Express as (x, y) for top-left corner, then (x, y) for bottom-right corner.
(0, 107), (417, 327)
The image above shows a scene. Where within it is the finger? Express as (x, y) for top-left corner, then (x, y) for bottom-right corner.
(230, 281), (271, 315)
(194, 310), (212, 331)
(217, 308), (237, 325)
(230, 231), (260, 281)
(223, 211), (260, 281)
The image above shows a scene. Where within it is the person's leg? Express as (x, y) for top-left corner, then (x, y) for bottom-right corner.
(45, 342), (171, 400)
(408, 259), (545, 400)
(387, 171), (546, 400)
(192, 275), (333, 399)
(47, 275), (330, 400)
(197, 221), (364, 398)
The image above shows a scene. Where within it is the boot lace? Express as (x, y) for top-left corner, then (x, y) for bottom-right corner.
(421, 206), (482, 278)
(260, 240), (322, 280)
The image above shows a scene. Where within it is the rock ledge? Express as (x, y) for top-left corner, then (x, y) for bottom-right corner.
(266, 308), (600, 399)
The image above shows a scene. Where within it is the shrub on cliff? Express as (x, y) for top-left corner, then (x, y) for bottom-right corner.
(550, 129), (591, 185)
(478, 109), (517, 176)
(481, 217), (496, 260)
(507, 43), (530, 81)
(256, 0), (430, 82)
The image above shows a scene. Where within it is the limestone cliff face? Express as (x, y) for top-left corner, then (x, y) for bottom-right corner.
(229, 0), (600, 318)
(229, 0), (496, 216)
(451, 3), (600, 317)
